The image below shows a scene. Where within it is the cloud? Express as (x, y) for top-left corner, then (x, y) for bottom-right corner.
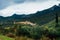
(0, 0), (24, 9)
(13, 0), (25, 3)
(0, 0), (14, 10)
(25, 0), (48, 2)
(0, 0), (58, 10)
(0, 0), (60, 17)
(0, 0), (49, 10)
(0, 1), (59, 17)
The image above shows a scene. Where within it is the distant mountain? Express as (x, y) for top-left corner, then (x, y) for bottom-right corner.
(0, 5), (60, 25)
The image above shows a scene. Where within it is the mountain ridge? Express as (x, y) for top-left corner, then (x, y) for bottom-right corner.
(0, 5), (60, 25)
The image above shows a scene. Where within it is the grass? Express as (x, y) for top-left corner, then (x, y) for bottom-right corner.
(0, 35), (14, 40)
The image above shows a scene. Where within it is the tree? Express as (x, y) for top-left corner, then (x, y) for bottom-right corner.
(55, 12), (58, 27)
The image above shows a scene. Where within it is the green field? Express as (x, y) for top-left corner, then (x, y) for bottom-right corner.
(0, 35), (14, 40)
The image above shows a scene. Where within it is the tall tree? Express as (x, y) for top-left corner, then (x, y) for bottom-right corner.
(55, 12), (58, 27)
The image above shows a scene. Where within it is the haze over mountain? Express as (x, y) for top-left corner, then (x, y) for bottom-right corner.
(0, 4), (60, 26)
(0, 0), (60, 17)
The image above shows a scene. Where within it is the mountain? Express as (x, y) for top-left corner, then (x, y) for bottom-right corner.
(0, 5), (60, 26)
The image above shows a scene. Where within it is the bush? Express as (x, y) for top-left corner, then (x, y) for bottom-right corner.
(16, 25), (43, 39)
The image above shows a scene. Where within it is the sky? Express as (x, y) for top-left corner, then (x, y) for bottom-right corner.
(0, 0), (60, 17)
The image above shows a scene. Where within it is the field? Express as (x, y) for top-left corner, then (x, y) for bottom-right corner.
(0, 35), (14, 40)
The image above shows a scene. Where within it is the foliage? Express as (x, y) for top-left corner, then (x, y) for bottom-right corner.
(0, 35), (14, 40)
(16, 25), (44, 39)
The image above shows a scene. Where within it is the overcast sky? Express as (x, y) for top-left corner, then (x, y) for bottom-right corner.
(0, 0), (60, 17)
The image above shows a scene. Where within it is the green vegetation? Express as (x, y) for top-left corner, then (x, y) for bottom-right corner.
(0, 35), (14, 40)
(0, 18), (60, 40)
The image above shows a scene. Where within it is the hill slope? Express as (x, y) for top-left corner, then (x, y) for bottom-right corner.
(0, 5), (60, 26)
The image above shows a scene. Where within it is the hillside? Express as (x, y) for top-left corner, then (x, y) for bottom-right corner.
(0, 5), (60, 26)
(0, 35), (14, 40)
